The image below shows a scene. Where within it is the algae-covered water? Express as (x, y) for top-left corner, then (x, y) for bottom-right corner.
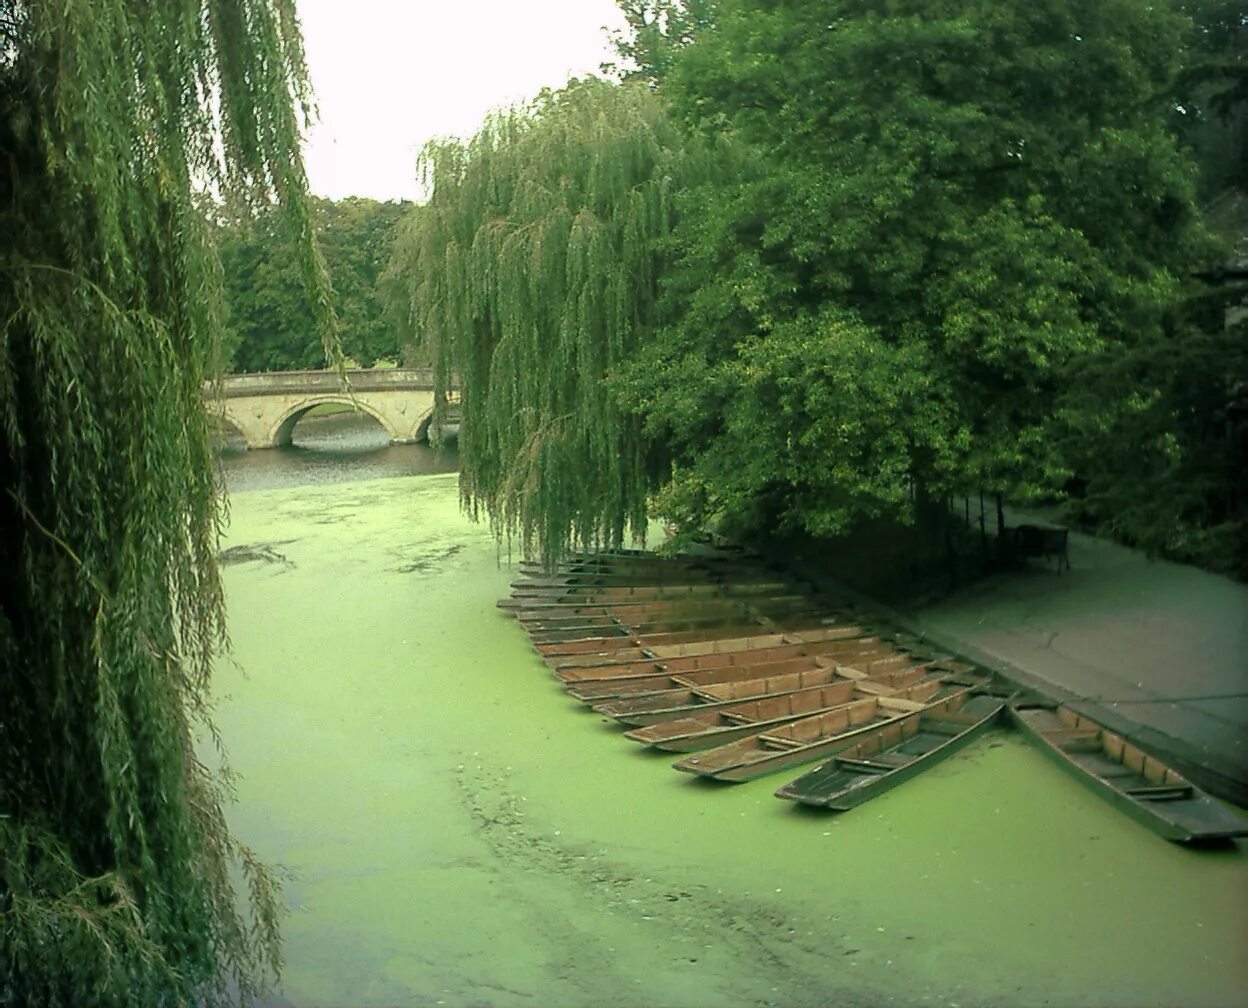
(214, 473), (1248, 1008)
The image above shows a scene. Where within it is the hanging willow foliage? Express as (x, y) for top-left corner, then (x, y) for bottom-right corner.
(1, 2), (333, 1004)
(388, 78), (683, 565)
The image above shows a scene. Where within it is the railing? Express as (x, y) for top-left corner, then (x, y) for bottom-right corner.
(214, 368), (440, 397)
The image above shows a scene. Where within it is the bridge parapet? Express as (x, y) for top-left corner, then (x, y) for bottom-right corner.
(215, 368), (438, 397)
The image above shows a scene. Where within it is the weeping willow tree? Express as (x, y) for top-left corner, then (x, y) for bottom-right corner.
(1, 2), (333, 1003)
(388, 78), (687, 565)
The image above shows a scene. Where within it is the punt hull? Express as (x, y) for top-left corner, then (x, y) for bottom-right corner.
(563, 647), (898, 703)
(1007, 702), (1248, 844)
(775, 692), (1007, 809)
(627, 673), (949, 752)
(671, 688), (968, 783)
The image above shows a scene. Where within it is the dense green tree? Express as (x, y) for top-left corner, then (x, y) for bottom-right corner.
(604, 0), (715, 82)
(388, 78), (686, 562)
(615, 0), (1214, 543)
(393, 1), (1238, 574)
(1, 1), (330, 1003)
(1176, 0), (1246, 196)
(217, 196), (409, 371)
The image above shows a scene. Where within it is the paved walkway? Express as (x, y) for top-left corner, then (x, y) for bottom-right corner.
(906, 513), (1248, 805)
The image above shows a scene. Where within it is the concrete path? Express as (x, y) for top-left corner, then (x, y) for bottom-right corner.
(908, 514), (1248, 805)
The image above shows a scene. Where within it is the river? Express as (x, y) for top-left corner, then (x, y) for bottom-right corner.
(213, 413), (1248, 1008)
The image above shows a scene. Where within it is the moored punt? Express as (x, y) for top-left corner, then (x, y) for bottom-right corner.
(525, 606), (833, 645)
(552, 625), (874, 678)
(774, 691), (1008, 809)
(1007, 701), (1248, 844)
(500, 588), (817, 615)
(593, 655), (949, 724)
(514, 594), (809, 624)
(672, 678), (987, 782)
(533, 615), (848, 657)
(563, 646), (901, 702)
(506, 579), (799, 607)
(517, 551), (765, 577)
(520, 596), (841, 636)
(511, 563), (780, 589)
(624, 673), (954, 752)
(519, 590), (822, 620)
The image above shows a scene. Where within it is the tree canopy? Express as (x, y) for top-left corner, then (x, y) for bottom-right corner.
(388, 78), (686, 561)
(1, 1), (330, 1002)
(392, 0), (1242, 573)
(217, 196), (409, 372)
(618, 0), (1212, 540)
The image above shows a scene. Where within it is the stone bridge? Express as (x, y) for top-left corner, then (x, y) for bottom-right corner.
(206, 369), (457, 449)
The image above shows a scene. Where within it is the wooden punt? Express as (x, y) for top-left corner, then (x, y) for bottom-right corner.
(624, 671), (953, 752)
(565, 647), (902, 703)
(512, 564), (780, 589)
(552, 625), (871, 676)
(1007, 701), (1248, 843)
(560, 641), (904, 700)
(516, 551), (753, 569)
(501, 588), (815, 614)
(533, 615), (847, 657)
(593, 655), (950, 724)
(520, 596), (842, 636)
(774, 691), (1007, 809)
(506, 579), (797, 606)
(672, 678), (985, 782)
(525, 606), (834, 645)
(515, 593), (810, 624)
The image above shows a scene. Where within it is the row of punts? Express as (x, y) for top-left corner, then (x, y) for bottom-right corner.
(503, 549), (1248, 844)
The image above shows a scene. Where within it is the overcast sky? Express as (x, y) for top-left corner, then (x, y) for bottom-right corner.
(295, 0), (629, 203)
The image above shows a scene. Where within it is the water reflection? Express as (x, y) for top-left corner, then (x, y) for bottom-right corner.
(217, 411), (458, 493)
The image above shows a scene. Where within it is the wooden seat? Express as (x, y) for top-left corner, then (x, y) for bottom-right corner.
(757, 734), (804, 750)
(1125, 784), (1193, 801)
(836, 755), (906, 772)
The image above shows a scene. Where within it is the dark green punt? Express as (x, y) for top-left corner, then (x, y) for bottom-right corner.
(1007, 702), (1248, 844)
(774, 692), (1008, 810)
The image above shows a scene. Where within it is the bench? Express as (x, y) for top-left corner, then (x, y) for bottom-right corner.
(1012, 524), (1070, 573)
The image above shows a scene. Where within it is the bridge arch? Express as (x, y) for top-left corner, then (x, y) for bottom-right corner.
(206, 369), (448, 449)
(268, 395), (397, 448)
(205, 409), (247, 445)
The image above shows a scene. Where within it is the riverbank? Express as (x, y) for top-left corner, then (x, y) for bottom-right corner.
(214, 475), (1247, 1008)
(906, 513), (1248, 807)
(768, 508), (1248, 806)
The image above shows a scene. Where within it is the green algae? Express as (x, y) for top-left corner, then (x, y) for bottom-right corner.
(214, 474), (1248, 1008)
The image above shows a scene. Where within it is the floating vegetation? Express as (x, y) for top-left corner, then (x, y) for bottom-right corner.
(397, 543), (465, 574)
(219, 542), (298, 569)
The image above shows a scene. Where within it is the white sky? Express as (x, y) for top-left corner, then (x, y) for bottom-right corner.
(295, 0), (629, 203)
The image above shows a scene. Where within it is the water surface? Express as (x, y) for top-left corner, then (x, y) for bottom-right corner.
(218, 410), (458, 493)
(214, 469), (1248, 1008)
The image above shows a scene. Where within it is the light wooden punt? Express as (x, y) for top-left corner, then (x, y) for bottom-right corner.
(552, 625), (871, 677)
(624, 671), (955, 752)
(519, 596), (842, 635)
(592, 655), (952, 724)
(672, 679), (983, 782)
(511, 564), (780, 589)
(533, 615), (849, 657)
(1007, 701), (1248, 843)
(566, 648), (899, 703)
(505, 579), (798, 607)
(560, 641), (902, 701)
(525, 607), (836, 645)
(501, 589), (816, 615)
(517, 552), (764, 577)
(775, 691), (1007, 809)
